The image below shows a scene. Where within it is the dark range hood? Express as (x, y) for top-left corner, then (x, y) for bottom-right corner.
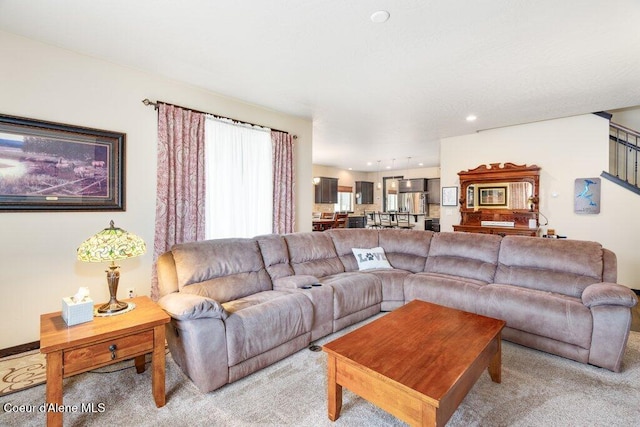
(398, 178), (428, 193)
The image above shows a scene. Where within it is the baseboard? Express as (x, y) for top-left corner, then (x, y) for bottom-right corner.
(0, 341), (40, 358)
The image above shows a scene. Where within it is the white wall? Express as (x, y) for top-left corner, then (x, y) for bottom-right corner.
(611, 106), (640, 131)
(440, 114), (640, 290)
(0, 31), (312, 349)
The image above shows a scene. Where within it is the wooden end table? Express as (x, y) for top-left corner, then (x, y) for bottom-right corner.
(40, 296), (170, 427)
(323, 300), (505, 426)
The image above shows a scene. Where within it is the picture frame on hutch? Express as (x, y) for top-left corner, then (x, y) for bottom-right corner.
(0, 114), (125, 211)
(478, 186), (507, 207)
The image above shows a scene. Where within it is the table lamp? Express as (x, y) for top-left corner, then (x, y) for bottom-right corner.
(77, 220), (146, 314)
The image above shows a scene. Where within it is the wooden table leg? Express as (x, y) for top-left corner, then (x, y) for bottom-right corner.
(45, 351), (63, 427)
(420, 401), (438, 427)
(488, 335), (502, 383)
(327, 354), (342, 421)
(134, 355), (146, 374)
(152, 325), (166, 407)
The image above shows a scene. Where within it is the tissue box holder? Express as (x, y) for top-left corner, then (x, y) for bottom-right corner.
(62, 297), (94, 326)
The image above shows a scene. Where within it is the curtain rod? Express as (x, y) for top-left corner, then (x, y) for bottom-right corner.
(142, 98), (296, 138)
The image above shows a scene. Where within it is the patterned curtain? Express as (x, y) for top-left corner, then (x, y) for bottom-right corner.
(151, 103), (206, 300)
(271, 131), (295, 234)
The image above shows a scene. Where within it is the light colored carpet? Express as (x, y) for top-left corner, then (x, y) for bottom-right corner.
(1, 319), (639, 426)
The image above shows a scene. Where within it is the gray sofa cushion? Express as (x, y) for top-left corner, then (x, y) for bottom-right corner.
(255, 234), (295, 280)
(284, 232), (344, 276)
(326, 228), (380, 272)
(378, 229), (433, 273)
(158, 293), (228, 320)
(366, 268), (410, 305)
(172, 238), (271, 303)
(404, 273), (486, 313)
(477, 284), (593, 349)
(495, 236), (604, 298)
(425, 232), (501, 282)
(320, 272), (382, 320)
(223, 291), (313, 366)
(582, 282), (638, 308)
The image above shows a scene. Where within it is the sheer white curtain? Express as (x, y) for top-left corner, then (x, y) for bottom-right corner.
(205, 117), (273, 239)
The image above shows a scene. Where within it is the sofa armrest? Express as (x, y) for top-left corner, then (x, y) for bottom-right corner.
(158, 292), (229, 320)
(582, 283), (638, 308)
(272, 275), (320, 290)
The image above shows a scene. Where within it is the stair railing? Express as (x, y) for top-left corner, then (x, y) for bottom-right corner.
(603, 122), (640, 193)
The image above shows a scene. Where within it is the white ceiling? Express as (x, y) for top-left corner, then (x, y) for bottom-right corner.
(1, 1), (639, 172)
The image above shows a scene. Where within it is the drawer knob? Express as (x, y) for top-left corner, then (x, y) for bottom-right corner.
(109, 344), (117, 360)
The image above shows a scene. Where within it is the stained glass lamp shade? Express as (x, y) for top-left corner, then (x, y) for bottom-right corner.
(77, 220), (146, 314)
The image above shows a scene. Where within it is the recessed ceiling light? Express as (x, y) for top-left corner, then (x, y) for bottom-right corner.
(348, 167), (353, 170)
(371, 10), (390, 23)
(418, 162), (424, 166)
(466, 115), (477, 122)
(366, 162), (372, 166)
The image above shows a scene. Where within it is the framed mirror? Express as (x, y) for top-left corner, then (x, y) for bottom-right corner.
(467, 182), (533, 210)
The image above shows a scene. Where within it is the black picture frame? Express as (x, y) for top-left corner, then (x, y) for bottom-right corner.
(478, 186), (507, 207)
(0, 114), (125, 211)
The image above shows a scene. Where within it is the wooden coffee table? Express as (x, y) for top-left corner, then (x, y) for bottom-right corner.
(40, 296), (170, 427)
(322, 300), (505, 426)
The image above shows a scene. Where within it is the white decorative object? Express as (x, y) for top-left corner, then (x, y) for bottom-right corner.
(481, 220), (515, 227)
(72, 286), (91, 303)
(62, 288), (94, 326)
(352, 247), (393, 271)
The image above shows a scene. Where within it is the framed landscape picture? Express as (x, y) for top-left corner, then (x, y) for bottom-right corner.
(0, 114), (125, 211)
(478, 186), (507, 207)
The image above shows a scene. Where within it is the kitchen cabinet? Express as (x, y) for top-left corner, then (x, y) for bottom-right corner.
(427, 178), (440, 204)
(347, 216), (366, 228)
(355, 181), (374, 204)
(314, 177), (338, 204)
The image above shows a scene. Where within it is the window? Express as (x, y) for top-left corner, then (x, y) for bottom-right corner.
(335, 191), (353, 212)
(387, 193), (398, 211)
(204, 117), (273, 239)
(383, 176), (402, 212)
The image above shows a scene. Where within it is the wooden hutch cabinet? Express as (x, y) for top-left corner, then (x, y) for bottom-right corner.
(453, 163), (540, 237)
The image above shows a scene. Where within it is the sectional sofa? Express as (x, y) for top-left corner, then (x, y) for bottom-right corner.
(156, 229), (637, 393)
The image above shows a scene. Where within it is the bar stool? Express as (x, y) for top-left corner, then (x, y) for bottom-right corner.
(379, 212), (394, 228)
(396, 212), (414, 229)
(364, 211), (380, 228)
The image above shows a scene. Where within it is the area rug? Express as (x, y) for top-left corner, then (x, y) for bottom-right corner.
(0, 350), (46, 397)
(1, 325), (639, 426)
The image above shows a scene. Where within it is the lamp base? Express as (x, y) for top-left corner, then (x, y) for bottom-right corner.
(99, 262), (128, 314)
(97, 299), (129, 314)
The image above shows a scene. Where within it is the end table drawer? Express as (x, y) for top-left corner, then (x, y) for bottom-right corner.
(63, 330), (154, 376)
